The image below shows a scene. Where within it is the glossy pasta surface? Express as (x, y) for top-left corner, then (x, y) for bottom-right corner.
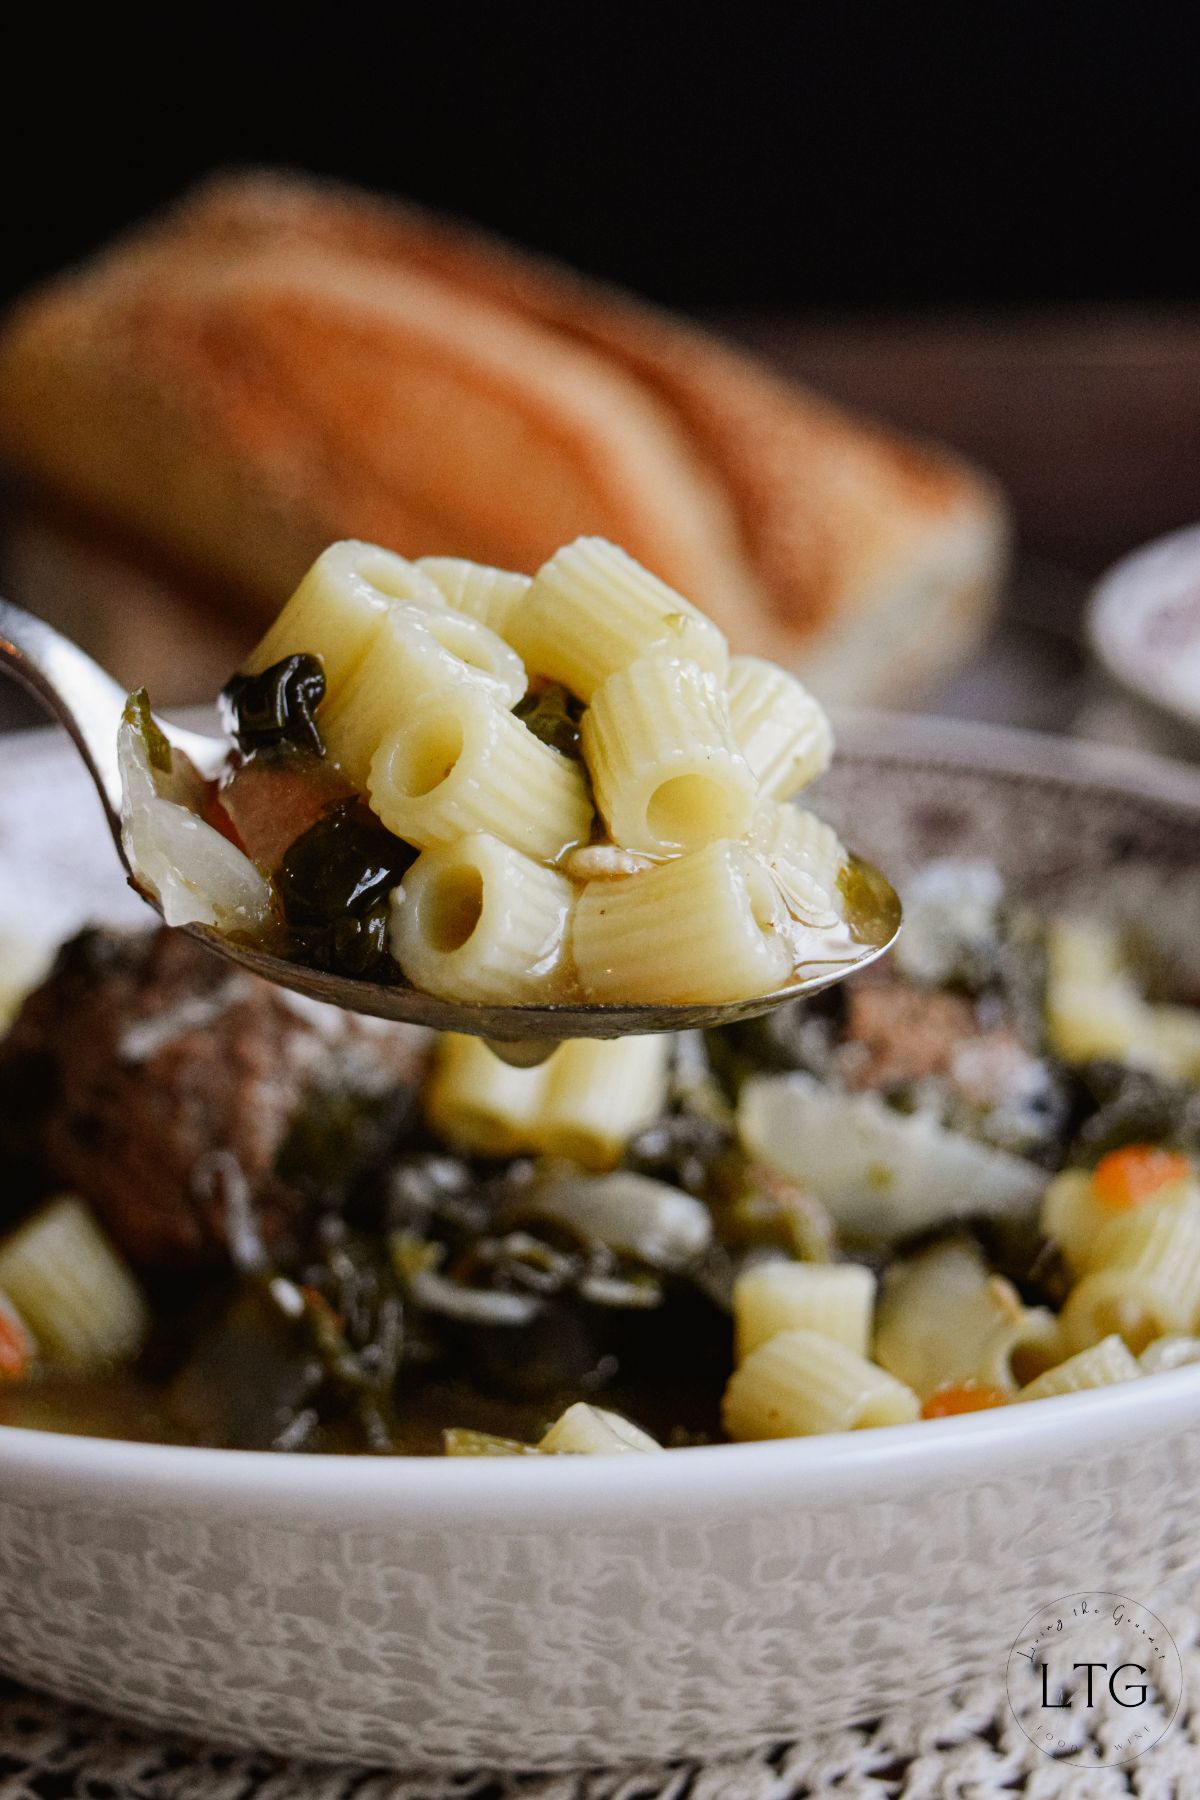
(140, 536), (851, 1007)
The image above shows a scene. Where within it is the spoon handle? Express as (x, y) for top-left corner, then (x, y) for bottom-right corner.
(0, 598), (129, 841)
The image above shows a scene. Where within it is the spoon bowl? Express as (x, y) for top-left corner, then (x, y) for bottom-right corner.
(0, 597), (900, 1046)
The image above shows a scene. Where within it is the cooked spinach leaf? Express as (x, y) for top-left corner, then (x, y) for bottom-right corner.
(514, 682), (585, 760)
(220, 655), (327, 757)
(276, 800), (415, 979)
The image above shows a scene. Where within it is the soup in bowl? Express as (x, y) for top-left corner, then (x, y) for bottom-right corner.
(1, 714), (1200, 1766)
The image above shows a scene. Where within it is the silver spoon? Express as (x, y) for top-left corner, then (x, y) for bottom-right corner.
(0, 598), (900, 1058)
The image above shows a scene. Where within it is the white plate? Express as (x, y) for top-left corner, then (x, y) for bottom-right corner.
(2, 715), (1200, 1769)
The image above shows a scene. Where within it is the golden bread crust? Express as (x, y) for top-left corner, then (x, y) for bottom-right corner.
(0, 170), (1007, 698)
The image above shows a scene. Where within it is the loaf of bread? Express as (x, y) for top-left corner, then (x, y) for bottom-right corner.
(0, 171), (1008, 704)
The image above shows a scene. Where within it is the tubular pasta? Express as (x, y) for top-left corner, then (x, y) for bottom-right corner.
(417, 557), (532, 637)
(725, 656), (833, 799)
(723, 1329), (920, 1439)
(572, 840), (793, 1003)
(243, 540), (446, 695)
(1018, 1334), (1140, 1401)
(535, 1035), (671, 1169)
(975, 1306), (1062, 1393)
(733, 1260), (876, 1361)
(1139, 1335), (1200, 1374)
(370, 685), (593, 862)
(1040, 1169), (1109, 1275)
(581, 654), (756, 855)
(389, 831), (576, 1004)
(0, 1197), (147, 1368)
(1059, 1191), (1200, 1355)
(421, 1034), (671, 1168)
(1044, 916), (1200, 1079)
(319, 604), (526, 787)
(513, 537), (728, 699)
(423, 1033), (549, 1157)
(874, 1236), (1060, 1397)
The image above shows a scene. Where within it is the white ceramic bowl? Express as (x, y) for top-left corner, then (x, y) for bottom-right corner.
(1088, 522), (1200, 752)
(3, 714), (1200, 1770)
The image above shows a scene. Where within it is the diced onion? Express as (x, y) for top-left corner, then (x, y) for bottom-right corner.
(539, 1402), (662, 1453)
(524, 1172), (712, 1269)
(409, 1266), (542, 1326)
(739, 1074), (1046, 1243)
(117, 715), (273, 933)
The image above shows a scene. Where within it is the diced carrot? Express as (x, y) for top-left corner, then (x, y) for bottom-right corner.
(922, 1382), (1009, 1419)
(1092, 1145), (1192, 1212)
(0, 1307), (30, 1380)
(300, 1286), (344, 1333)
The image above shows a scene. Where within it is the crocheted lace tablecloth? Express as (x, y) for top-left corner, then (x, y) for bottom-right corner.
(3, 1588), (1200, 1800)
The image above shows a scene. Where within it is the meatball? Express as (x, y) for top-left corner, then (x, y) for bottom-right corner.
(0, 927), (428, 1271)
(842, 974), (981, 1091)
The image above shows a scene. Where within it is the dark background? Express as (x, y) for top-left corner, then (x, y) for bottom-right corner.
(4, 3), (1198, 312)
(1, 1), (1197, 629)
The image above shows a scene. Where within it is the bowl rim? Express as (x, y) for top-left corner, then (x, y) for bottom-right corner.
(0, 1370), (1198, 1519)
(3, 709), (1200, 1514)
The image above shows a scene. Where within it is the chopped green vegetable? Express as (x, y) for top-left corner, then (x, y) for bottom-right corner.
(276, 800), (414, 979)
(625, 1112), (730, 1194)
(292, 1219), (408, 1451)
(123, 689), (173, 775)
(1069, 1060), (1200, 1165)
(274, 1078), (417, 1205)
(706, 992), (845, 1089)
(513, 682), (585, 760)
(162, 1284), (324, 1451)
(220, 655), (327, 757)
(704, 1144), (836, 1261)
(390, 1229), (440, 1283)
(443, 1427), (541, 1456)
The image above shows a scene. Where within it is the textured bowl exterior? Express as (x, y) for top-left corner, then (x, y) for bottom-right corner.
(3, 713), (1200, 1768)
